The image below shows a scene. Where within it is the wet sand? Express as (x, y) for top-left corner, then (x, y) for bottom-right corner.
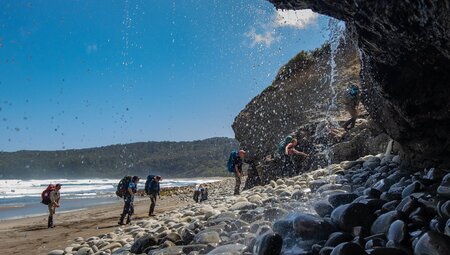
(0, 196), (188, 255)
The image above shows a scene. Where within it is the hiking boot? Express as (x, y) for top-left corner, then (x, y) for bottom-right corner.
(48, 216), (54, 228)
(118, 214), (126, 225)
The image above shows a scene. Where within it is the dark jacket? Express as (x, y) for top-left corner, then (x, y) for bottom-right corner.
(148, 179), (160, 195)
(233, 156), (243, 172)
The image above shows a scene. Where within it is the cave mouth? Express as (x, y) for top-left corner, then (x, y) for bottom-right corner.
(268, 0), (450, 169)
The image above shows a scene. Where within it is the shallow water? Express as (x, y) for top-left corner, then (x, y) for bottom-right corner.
(0, 177), (220, 220)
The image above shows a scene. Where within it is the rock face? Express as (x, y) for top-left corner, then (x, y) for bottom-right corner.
(268, 0), (450, 168)
(233, 38), (391, 187)
(233, 41), (362, 162)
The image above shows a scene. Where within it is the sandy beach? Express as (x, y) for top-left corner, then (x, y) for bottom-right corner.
(0, 196), (188, 255)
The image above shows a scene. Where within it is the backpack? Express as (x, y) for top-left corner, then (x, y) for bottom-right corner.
(116, 176), (132, 198)
(145, 175), (155, 195)
(227, 150), (238, 172)
(278, 135), (293, 156)
(41, 184), (56, 205)
(348, 85), (359, 97)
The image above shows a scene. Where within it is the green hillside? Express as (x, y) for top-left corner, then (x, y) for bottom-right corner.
(0, 137), (239, 179)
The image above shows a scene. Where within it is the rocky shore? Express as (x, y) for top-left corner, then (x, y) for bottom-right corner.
(47, 154), (450, 255)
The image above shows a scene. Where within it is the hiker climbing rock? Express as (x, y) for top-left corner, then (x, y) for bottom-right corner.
(283, 138), (308, 176)
(342, 84), (360, 130)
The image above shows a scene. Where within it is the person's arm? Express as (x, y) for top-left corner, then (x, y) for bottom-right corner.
(158, 183), (161, 198)
(56, 193), (60, 207)
(235, 164), (241, 177)
(285, 143), (291, 155)
(293, 148), (308, 157)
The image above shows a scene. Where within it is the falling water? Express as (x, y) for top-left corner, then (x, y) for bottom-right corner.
(314, 18), (345, 166)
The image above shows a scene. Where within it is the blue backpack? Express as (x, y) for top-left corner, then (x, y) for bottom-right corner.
(349, 85), (359, 97)
(145, 175), (155, 194)
(278, 135), (293, 156)
(227, 150), (238, 172)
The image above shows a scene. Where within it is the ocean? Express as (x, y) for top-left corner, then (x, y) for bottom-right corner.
(0, 178), (220, 220)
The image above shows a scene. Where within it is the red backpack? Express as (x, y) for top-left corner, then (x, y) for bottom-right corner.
(41, 184), (56, 205)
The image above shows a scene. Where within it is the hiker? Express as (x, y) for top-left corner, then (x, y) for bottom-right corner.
(193, 184), (202, 203)
(118, 176), (139, 225)
(47, 183), (61, 228)
(342, 84), (360, 130)
(283, 138), (308, 176)
(232, 150), (246, 195)
(200, 185), (208, 202)
(146, 175), (161, 216)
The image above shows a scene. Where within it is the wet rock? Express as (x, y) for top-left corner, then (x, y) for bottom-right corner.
(272, 219), (294, 237)
(364, 188), (382, 199)
(291, 190), (305, 200)
(130, 234), (158, 254)
(367, 247), (408, 255)
(180, 228), (196, 244)
(293, 213), (335, 239)
(164, 232), (182, 244)
(76, 247), (93, 255)
(263, 207), (288, 221)
(387, 220), (407, 244)
(310, 180), (329, 192)
(414, 231), (450, 255)
(194, 231), (221, 244)
(253, 232), (282, 255)
(330, 242), (367, 255)
(314, 201), (334, 218)
(371, 211), (399, 235)
(438, 200), (450, 219)
(207, 244), (247, 254)
(229, 202), (257, 211)
(402, 181), (421, 198)
(331, 203), (376, 232)
(327, 193), (359, 207)
(48, 251), (64, 255)
(437, 173), (450, 198)
(381, 200), (400, 212)
(364, 238), (386, 249)
(148, 246), (184, 255)
(324, 232), (354, 247)
(319, 247), (334, 255)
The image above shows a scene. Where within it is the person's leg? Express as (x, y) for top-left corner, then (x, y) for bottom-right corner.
(48, 205), (54, 228)
(149, 193), (157, 215)
(119, 198), (129, 224)
(193, 191), (199, 203)
(234, 172), (241, 195)
(126, 198), (134, 224)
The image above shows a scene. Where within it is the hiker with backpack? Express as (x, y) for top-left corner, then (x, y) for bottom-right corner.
(342, 84), (360, 130)
(145, 175), (161, 216)
(200, 185), (208, 202)
(42, 183), (61, 228)
(193, 184), (202, 203)
(118, 175), (139, 225)
(227, 149), (246, 195)
(279, 135), (308, 177)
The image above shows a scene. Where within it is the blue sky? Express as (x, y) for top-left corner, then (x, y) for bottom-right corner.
(0, 0), (331, 151)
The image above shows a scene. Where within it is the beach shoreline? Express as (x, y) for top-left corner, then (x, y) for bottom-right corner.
(0, 195), (189, 255)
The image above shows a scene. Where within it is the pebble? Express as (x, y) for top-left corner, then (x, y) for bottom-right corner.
(48, 155), (450, 255)
(414, 231), (450, 255)
(253, 232), (283, 255)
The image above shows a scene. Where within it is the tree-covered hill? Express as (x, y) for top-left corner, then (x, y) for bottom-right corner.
(0, 137), (239, 179)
